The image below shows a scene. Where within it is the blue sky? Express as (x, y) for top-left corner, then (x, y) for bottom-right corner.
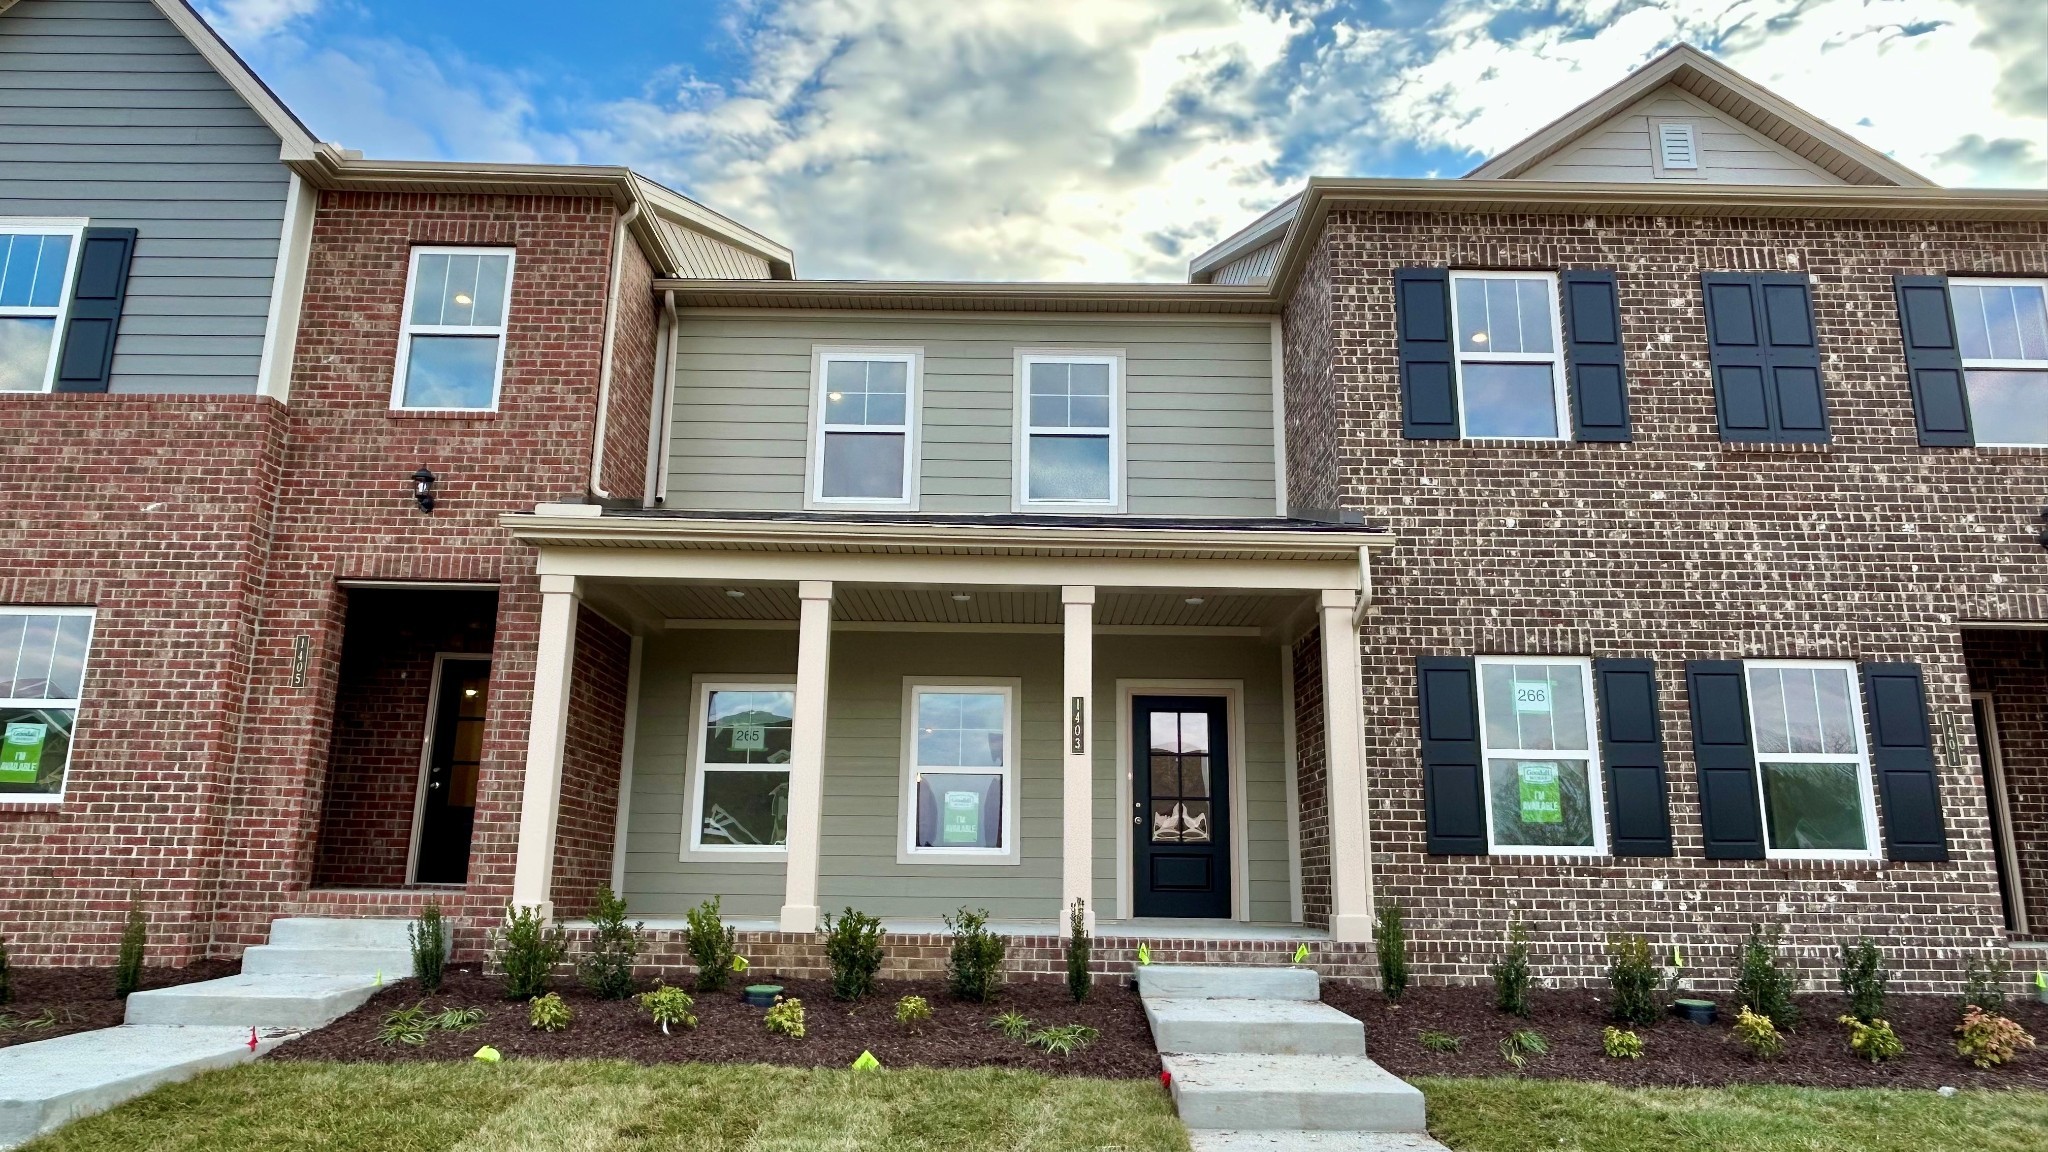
(202, 0), (2047, 281)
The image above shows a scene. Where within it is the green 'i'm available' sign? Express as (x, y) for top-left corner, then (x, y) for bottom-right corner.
(1, 722), (47, 784)
(941, 790), (982, 845)
(1517, 762), (1562, 825)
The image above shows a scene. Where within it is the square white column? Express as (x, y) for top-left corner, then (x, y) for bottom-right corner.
(1061, 585), (1095, 932)
(778, 579), (833, 933)
(1320, 587), (1376, 943)
(511, 573), (581, 920)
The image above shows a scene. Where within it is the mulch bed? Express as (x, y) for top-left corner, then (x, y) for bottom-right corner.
(268, 966), (1163, 1079)
(1325, 982), (2048, 1090)
(0, 961), (241, 1049)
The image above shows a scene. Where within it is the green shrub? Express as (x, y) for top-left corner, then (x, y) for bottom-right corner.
(684, 897), (739, 993)
(992, 1010), (1033, 1041)
(431, 1007), (484, 1032)
(894, 995), (932, 1030)
(1955, 1006), (2035, 1069)
(1374, 901), (1409, 1003)
(1961, 956), (2010, 1016)
(0, 933), (11, 1006)
(409, 903), (447, 994)
(1498, 1029), (1547, 1070)
(1836, 937), (1887, 1023)
(528, 992), (570, 1032)
(377, 1002), (433, 1046)
(822, 908), (884, 1002)
(1839, 1014), (1903, 1064)
(1607, 934), (1660, 1027)
(578, 887), (643, 1000)
(1489, 921), (1531, 1018)
(637, 984), (697, 1034)
(1418, 1030), (1462, 1054)
(114, 901), (147, 1000)
(1601, 1026), (1644, 1060)
(1734, 1006), (1784, 1061)
(1733, 924), (1798, 1032)
(944, 907), (1005, 1003)
(764, 996), (806, 1039)
(495, 904), (568, 1001)
(1026, 1023), (1099, 1056)
(1066, 898), (1092, 1004)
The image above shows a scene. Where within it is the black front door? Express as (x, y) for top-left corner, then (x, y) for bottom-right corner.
(413, 657), (489, 884)
(1133, 695), (1230, 918)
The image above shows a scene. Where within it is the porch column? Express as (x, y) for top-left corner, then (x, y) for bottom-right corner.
(779, 579), (833, 933)
(1320, 587), (1376, 943)
(1061, 586), (1095, 932)
(511, 574), (581, 920)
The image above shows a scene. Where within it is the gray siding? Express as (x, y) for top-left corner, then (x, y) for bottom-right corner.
(1520, 86), (1842, 185)
(0, 0), (291, 394)
(1210, 240), (1280, 286)
(667, 315), (1278, 517)
(623, 629), (1292, 924)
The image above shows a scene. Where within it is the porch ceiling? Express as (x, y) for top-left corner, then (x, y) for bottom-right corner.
(619, 582), (1307, 631)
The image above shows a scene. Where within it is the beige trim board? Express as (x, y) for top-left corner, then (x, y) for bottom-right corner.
(1113, 680), (1249, 924)
(663, 620), (1265, 637)
(542, 550), (1362, 594)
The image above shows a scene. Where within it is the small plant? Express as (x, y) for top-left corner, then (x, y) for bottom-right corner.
(1961, 955), (2010, 1016)
(409, 903), (447, 994)
(1955, 1006), (2035, 1069)
(0, 933), (11, 1007)
(377, 1002), (434, 1047)
(765, 996), (806, 1039)
(1601, 1026), (1644, 1060)
(1374, 901), (1409, 1003)
(578, 886), (643, 1001)
(1733, 924), (1798, 1032)
(1026, 1023), (1100, 1056)
(637, 984), (697, 1034)
(1839, 1015), (1903, 1064)
(1498, 1029), (1548, 1070)
(1490, 921), (1531, 1018)
(0, 1008), (64, 1033)
(495, 904), (569, 1000)
(945, 907), (1006, 1003)
(992, 1010), (1033, 1041)
(895, 994), (933, 1030)
(432, 1007), (485, 1032)
(685, 897), (740, 993)
(1418, 1030), (1462, 1055)
(822, 908), (885, 1002)
(1837, 938), (1888, 1024)
(528, 992), (571, 1032)
(114, 901), (147, 1000)
(1607, 934), (1660, 1027)
(1066, 898), (1092, 1004)
(1734, 1006), (1784, 1061)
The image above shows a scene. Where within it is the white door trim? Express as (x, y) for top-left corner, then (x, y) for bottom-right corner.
(1972, 691), (2030, 936)
(405, 652), (491, 885)
(1114, 679), (1248, 923)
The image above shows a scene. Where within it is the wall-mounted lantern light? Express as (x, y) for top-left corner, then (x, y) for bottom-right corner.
(412, 467), (437, 515)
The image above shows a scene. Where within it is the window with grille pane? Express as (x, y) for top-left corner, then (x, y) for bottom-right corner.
(0, 608), (94, 801)
(394, 247), (514, 411)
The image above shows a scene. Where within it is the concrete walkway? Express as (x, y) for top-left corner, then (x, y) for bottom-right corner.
(1139, 965), (1451, 1152)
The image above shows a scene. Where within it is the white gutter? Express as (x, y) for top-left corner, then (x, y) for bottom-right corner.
(642, 290), (677, 507)
(653, 290), (680, 505)
(587, 202), (642, 499)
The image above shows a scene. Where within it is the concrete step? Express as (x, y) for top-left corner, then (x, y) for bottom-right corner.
(1146, 997), (1365, 1056)
(0, 1025), (297, 1149)
(123, 974), (384, 1029)
(240, 944), (415, 978)
(1189, 1132), (1451, 1151)
(265, 917), (416, 951)
(1136, 965), (1320, 1002)
(1163, 1054), (1428, 1133)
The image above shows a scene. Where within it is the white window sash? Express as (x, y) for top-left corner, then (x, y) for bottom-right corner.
(808, 348), (920, 509)
(898, 678), (1021, 865)
(1447, 271), (1569, 442)
(0, 605), (94, 805)
(1472, 655), (1608, 857)
(390, 246), (515, 413)
(0, 219), (89, 395)
(1741, 659), (1880, 861)
(683, 677), (796, 860)
(1016, 350), (1123, 511)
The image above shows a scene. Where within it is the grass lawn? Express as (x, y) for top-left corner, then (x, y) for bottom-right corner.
(1420, 1077), (2048, 1152)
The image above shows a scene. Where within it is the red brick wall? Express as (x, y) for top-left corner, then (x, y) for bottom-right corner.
(1962, 630), (2048, 938)
(1304, 210), (2048, 990)
(1282, 231), (1339, 514)
(551, 607), (632, 917)
(598, 238), (658, 502)
(1291, 628), (1331, 929)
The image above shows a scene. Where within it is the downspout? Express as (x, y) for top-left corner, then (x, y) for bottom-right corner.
(652, 290), (680, 505)
(642, 289), (677, 507)
(587, 202), (642, 500)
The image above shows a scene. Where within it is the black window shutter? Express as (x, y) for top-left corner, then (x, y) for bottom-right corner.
(1562, 270), (1631, 442)
(1397, 268), (1459, 439)
(1417, 656), (1486, 855)
(1860, 662), (1949, 862)
(1701, 272), (1830, 444)
(1594, 659), (1671, 856)
(1893, 276), (1974, 447)
(1685, 660), (1765, 859)
(53, 227), (138, 394)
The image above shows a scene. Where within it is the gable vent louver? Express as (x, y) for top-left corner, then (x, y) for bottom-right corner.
(1658, 123), (1699, 170)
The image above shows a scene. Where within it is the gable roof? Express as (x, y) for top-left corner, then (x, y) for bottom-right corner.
(1466, 44), (1932, 187)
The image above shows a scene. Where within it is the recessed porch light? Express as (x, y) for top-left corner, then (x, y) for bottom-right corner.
(1184, 597), (1205, 606)
(725, 589), (747, 599)
(951, 593), (973, 602)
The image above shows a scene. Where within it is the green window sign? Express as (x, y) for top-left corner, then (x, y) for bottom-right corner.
(941, 790), (981, 845)
(1517, 762), (1562, 824)
(1, 722), (46, 784)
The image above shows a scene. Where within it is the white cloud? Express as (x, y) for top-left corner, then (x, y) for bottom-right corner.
(198, 0), (325, 42)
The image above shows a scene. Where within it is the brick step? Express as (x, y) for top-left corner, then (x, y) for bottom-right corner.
(240, 944), (416, 979)
(124, 974), (384, 1029)
(1135, 965), (1320, 1002)
(1145, 997), (1365, 1056)
(1163, 1053), (1428, 1133)
(266, 917), (416, 951)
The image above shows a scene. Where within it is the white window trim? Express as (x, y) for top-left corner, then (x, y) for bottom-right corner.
(1446, 271), (1570, 442)
(1741, 658), (1881, 862)
(1013, 348), (1126, 512)
(1473, 655), (1609, 857)
(896, 676), (1022, 866)
(805, 346), (922, 510)
(1951, 277), (2048, 448)
(0, 605), (95, 806)
(390, 245), (515, 413)
(403, 651), (489, 885)
(0, 218), (89, 395)
(681, 674), (796, 862)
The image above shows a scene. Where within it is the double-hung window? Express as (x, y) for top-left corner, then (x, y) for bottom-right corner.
(393, 247), (514, 411)
(1018, 352), (1120, 509)
(1473, 655), (1606, 853)
(686, 680), (795, 858)
(1951, 279), (2048, 446)
(1742, 660), (1878, 859)
(900, 680), (1018, 864)
(1448, 272), (1568, 439)
(811, 349), (919, 507)
(0, 222), (84, 394)
(0, 608), (94, 802)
